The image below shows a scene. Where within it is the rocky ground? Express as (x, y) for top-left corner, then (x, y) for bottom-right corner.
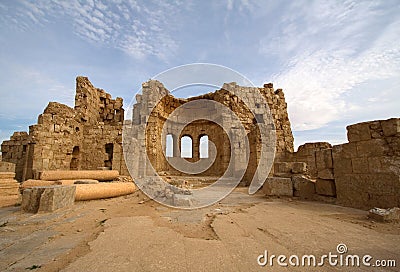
(0, 188), (399, 272)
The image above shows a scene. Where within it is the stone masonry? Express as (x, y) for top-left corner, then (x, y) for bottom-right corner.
(1, 76), (398, 211)
(125, 80), (293, 185)
(1, 77), (127, 181)
(0, 161), (20, 201)
(333, 118), (400, 209)
(270, 118), (399, 210)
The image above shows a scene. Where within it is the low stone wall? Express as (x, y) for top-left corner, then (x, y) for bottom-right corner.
(267, 118), (399, 210)
(333, 118), (400, 209)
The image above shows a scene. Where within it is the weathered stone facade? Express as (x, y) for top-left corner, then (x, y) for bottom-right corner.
(333, 118), (400, 209)
(125, 80), (293, 185)
(1, 76), (399, 211)
(0, 161), (20, 202)
(1, 77), (127, 181)
(271, 118), (400, 209)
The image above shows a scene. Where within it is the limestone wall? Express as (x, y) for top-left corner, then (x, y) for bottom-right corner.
(1, 132), (31, 181)
(333, 118), (400, 209)
(271, 118), (399, 209)
(1, 77), (127, 181)
(131, 80), (294, 185)
(75, 77), (124, 124)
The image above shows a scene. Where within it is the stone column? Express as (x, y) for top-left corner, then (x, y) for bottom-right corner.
(193, 135), (199, 160)
(172, 134), (180, 158)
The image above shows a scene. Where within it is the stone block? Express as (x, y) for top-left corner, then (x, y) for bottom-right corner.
(369, 121), (383, 139)
(347, 122), (371, 142)
(292, 175), (315, 199)
(387, 136), (400, 156)
(296, 142), (331, 156)
(0, 162), (16, 172)
(317, 168), (334, 179)
(21, 185), (76, 213)
(292, 162), (307, 174)
(352, 157), (369, 173)
(333, 158), (353, 176)
(381, 118), (400, 137)
(315, 149), (333, 170)
(356, 139), (389, 157)
(262, 177), (293, 197)
(316, 179), (336, 196)
(0, 179), (19, 196)
(332, 143), (357, 159)
(336, 173), (400, 209)
(0, 172), (16, 179)
(375, 156), (400, 175)
(274, 162), (291, 173)
(368, 207), (400, 222)
(21, 188), (45, 213)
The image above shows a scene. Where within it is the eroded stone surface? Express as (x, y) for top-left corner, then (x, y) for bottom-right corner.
(334, 118), (400, 209)
(1, 77), (127, 182)
(262, 177), (293, 196)
(21, 186), (76, 213)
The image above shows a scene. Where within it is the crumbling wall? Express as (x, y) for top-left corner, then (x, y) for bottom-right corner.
(0, 132), (31, 181)
(75, 77), (124, 124)
(333, 118), (400, 209)
(132, 80), (293, 184)
(29, 102), (82, 177)
(1, 77), (127, 181)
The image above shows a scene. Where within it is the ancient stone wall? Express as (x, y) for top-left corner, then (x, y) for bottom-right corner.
(1, 77), (127, 181)
(130, 80), (294, 185)
(333, 118), (400, 209)
(75, 78), (124, 124)
(269, 118), (399, 209)
(2, 75), (397, 210)
(1, 132), (31, 181)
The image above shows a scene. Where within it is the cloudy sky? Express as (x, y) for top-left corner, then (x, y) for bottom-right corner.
(0, 0), (399, 149)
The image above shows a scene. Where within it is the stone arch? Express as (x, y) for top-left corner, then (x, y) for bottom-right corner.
(70, 146), (80, 170)
(180, 135), (193, 158)
(104, 143), (113, 169)
(199, 134), (209, 158)
(165, 133), (173, 157)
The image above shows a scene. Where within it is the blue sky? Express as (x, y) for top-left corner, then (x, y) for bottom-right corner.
(0, 0), (399, 150)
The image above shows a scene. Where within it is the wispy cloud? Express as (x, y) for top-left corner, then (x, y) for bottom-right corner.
(258, 0), (400, 130)
(0, 59), (74, 119)
(1, 0), (183, 60)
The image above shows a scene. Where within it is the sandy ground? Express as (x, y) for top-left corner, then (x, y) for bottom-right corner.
(0, 188), (399, 272)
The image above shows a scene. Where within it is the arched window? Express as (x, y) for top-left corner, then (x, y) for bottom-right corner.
(166, 134), (173, 157)
(180, 136), (192, 158)
(199, 135), (209, 158)
(70, 146), (80, 170)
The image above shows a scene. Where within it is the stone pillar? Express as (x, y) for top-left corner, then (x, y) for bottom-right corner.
(172, 134), (180, 158)
(193, 136), (199, 160)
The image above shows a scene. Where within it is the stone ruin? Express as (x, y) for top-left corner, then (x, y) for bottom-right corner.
(0, 161), (20, 204)
(1, 77), (127, 182)
(124, 80), (293, 184)
(1, 76), (399, 210)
